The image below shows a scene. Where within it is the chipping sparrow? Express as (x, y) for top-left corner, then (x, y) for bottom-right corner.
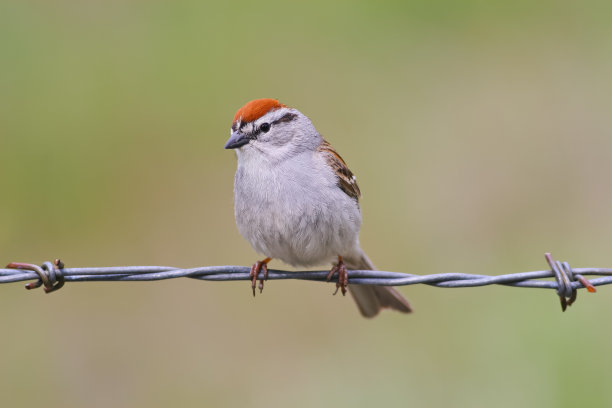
(225, 99), (412, 317)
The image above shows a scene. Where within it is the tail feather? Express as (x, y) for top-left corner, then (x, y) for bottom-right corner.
(345, 252), (412, 318)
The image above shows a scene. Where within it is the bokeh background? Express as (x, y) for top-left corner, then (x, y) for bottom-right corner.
(2, 1), (612, 407)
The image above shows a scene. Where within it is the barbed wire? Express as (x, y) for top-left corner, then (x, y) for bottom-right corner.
(1, 253), (610, 311)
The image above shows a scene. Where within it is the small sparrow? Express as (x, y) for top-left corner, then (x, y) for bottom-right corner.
(225, 99), (412, 317)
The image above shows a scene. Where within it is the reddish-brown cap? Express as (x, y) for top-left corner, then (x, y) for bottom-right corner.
(233, 99), (286, 124)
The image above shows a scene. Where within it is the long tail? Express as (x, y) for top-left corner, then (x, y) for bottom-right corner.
(345, 251), (412, 318)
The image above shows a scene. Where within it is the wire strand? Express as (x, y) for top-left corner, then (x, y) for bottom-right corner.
(2, 253), (609, 310)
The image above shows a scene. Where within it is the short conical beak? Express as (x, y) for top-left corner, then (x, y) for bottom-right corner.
(224, 131), (250, 149)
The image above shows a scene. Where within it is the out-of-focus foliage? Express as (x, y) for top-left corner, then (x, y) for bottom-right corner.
(1, 1), (611, 407)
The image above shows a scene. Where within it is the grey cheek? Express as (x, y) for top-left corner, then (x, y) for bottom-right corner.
(265, 129), (292, 146)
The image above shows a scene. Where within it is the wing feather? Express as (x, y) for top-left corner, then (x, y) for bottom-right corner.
(317, 140), (361, 201)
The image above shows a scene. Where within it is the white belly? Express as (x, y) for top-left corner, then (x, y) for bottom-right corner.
(233, 153), (362, 267)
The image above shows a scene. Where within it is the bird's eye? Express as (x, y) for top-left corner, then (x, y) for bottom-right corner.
(260, 123), (271, 133)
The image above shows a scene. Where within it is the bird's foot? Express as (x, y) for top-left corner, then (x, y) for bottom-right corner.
(249, 258), (271, 296)
(326, 256), (348, 296)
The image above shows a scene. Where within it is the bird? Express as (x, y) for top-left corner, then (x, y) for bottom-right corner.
(225, 98), (412, 317)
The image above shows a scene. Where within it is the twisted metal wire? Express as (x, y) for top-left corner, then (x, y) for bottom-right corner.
(1, 253), (610, 310)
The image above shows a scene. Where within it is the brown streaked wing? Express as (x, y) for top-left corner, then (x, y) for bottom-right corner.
(317, 140), (361, 201)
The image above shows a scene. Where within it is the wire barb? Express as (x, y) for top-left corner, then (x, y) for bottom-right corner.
(6, 259), (65, 293)
(544, 252), (597, 311)
(1, 253), (608, 311)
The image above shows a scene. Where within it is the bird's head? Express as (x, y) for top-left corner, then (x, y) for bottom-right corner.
(225, 99), (321, 162)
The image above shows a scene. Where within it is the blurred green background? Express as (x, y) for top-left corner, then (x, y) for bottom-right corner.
(1, 0), (612, 407)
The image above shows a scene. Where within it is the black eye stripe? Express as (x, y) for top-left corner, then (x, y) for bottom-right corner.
(271, 112), (297, 125)
(232, 112), (297, 138)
